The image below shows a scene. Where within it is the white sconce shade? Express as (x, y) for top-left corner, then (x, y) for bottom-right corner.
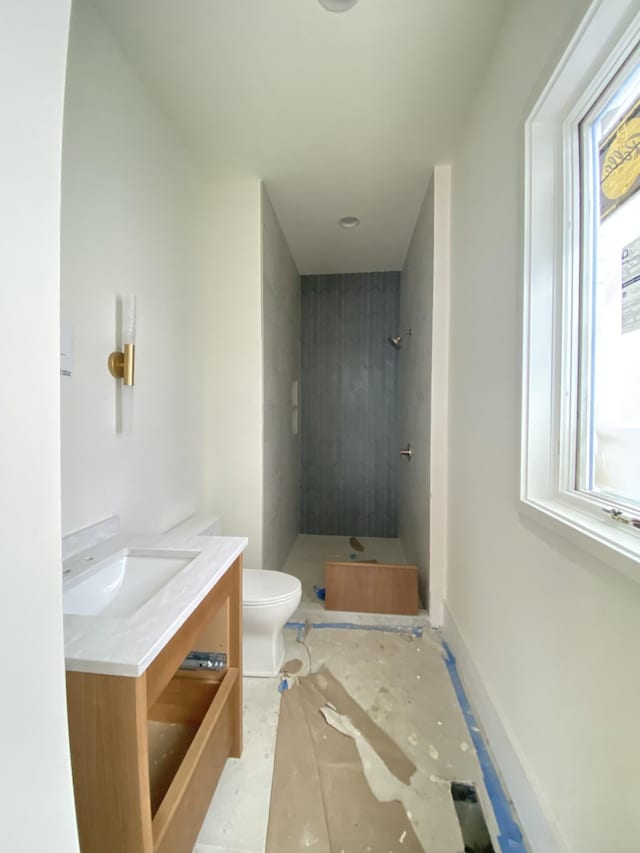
(120, 294), (135, 433)
(123, 294), (136, 350)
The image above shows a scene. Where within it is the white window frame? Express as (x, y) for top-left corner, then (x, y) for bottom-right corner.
(521, 0), (640, 583)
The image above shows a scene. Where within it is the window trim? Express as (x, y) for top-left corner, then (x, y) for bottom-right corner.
(521, 0), (640, 583)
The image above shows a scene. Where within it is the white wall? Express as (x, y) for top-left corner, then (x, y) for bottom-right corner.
(399, 178), (434, 605)
(261, 187), (300, 572)
(202, 180), (263, 568)
(444, 1), (640, 850)
(61, 0), (206, 538)
(0, 1), (79, 850)
(429, 164), (452, 627)
(62, 2), (267, 566)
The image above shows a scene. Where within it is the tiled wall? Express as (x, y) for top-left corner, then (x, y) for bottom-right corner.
(261, 188), (301, 571)
(399, 178), (434, 605)
(300, 271), (400, 536)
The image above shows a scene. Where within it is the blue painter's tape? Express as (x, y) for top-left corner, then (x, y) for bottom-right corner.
(285, 620), (423, 638)
(442, 642), (527, 853)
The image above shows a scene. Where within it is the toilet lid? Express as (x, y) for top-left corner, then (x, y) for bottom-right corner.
(243, 569), (301, 606)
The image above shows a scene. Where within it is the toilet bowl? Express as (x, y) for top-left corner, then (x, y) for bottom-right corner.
(164, 515), (301, 677)
(242, 569), (301, 677)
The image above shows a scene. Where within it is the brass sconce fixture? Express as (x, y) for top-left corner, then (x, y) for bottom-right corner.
(108, 294), (136, 433)
(108, 343), (135, 385)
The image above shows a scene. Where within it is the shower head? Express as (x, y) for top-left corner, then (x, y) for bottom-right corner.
(388, 329), (412, 349)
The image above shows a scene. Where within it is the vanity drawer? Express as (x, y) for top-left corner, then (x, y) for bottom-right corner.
(148, 667), (239, 853)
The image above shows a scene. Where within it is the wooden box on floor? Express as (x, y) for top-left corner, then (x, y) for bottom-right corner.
(324, 561), (418, 615)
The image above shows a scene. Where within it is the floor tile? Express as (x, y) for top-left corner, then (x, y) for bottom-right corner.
(282, 533), (408, 604)
(194, 534), (505, 852)
(194, 677), (281, 853)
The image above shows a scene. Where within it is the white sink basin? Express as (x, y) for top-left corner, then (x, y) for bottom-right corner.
(63, 549), (196, 617)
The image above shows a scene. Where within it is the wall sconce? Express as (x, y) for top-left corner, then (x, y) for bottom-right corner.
(108, 294), (136, 433)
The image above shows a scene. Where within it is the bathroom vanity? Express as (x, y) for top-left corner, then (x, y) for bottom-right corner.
(63, 530), (245, 853)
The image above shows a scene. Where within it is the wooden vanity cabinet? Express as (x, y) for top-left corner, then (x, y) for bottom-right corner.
(66, 555), (243, 853)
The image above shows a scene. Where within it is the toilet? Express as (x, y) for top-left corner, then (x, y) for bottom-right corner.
(242, 568), (301, 677)
(166, 515), (302, 677)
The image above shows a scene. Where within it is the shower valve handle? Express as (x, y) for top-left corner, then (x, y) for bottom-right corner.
(400, 445), (412, 459)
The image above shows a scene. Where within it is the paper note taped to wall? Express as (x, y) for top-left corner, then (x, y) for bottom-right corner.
(622, 236), (640, 334)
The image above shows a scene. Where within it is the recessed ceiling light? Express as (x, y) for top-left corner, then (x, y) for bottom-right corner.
(338, 216), (360, 229)
(317, 0), (359, 13)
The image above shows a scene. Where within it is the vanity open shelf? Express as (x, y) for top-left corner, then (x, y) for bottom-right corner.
(66, 555), (243, 853)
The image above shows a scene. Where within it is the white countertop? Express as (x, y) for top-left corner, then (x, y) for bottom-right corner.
(63, 531), (247, 678)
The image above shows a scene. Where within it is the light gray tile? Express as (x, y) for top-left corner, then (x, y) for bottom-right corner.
(262, 188), (300, 576)
(195, 678), (281, 853)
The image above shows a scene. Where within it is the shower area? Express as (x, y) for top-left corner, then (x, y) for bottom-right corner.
(300, 271), (400, 538)
(261, 180), (436, 614)
(279, 270), (411, 607)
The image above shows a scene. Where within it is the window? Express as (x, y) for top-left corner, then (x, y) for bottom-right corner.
(522, 0), (640, 581)
(578, 51), (640, 511)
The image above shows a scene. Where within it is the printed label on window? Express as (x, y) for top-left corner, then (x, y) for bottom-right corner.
(622, 235), (640, 334)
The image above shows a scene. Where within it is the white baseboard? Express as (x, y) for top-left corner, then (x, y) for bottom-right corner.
(442, 602), (568, 853)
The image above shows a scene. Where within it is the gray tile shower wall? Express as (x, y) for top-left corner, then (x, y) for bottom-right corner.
(300, 271), (400, 537)
(262, 188), (300, 573)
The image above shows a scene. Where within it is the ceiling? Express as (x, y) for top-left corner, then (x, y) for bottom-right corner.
(91, 0), (507, 274)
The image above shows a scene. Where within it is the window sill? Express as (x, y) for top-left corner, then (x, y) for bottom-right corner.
(519, 495), (640, 585)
